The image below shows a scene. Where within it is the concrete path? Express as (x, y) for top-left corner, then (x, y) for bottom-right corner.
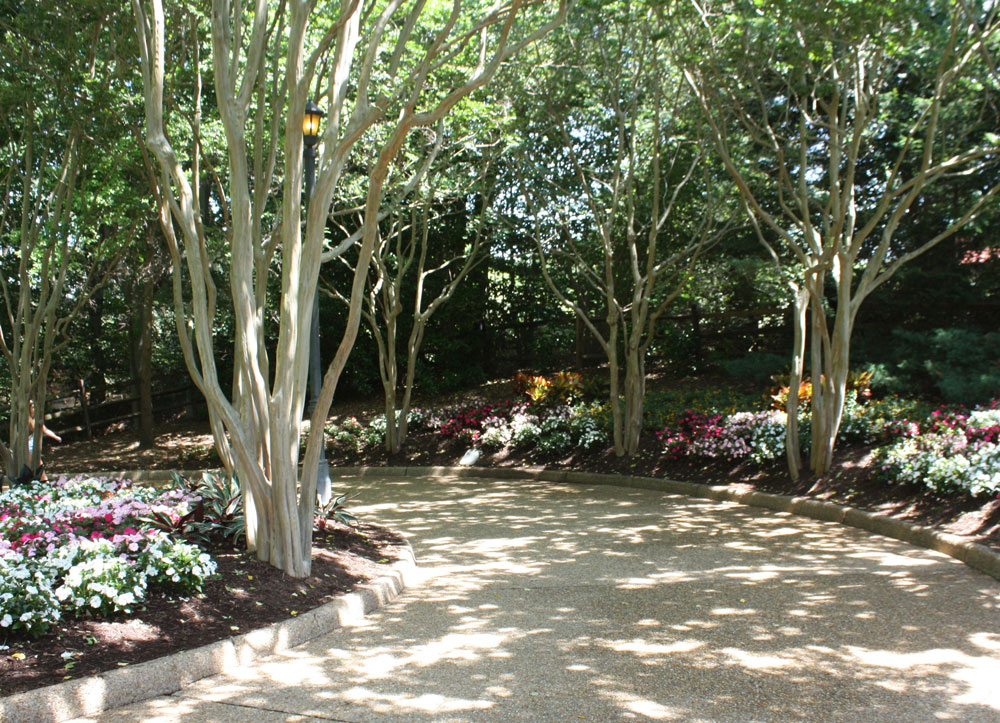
(76, 474), (1000, 722)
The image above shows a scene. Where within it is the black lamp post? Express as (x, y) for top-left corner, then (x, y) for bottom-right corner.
(302, 99), (331, 504)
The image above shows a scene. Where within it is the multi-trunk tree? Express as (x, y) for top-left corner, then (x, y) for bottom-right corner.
(327, 131), (495, 454)
(678, 0), (1000, 478)
(131, 0), (567, 576)
(0, 3), (127, 477)
(515, 5), (731, 456)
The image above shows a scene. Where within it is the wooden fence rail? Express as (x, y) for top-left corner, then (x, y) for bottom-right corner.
(1, 377), (197, 441)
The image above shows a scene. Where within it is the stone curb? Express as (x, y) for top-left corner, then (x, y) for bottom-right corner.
(0, 542), (417, 723)
(332, 465), (1000, 583)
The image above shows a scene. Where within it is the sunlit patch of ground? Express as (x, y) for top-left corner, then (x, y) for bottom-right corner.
(45, 421), (217, 474)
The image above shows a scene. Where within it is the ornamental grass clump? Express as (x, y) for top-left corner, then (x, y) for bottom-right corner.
(0, 476), (217, 638)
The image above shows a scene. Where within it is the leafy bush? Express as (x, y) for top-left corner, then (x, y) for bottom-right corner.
(769, 380), (814, 412)
(480, 416), (514, 451)
(509, 412), (542, 448)
(185, 472), (246, 545)
(327, 411), (422, 452)
(643, 387), (762, 432)
(721, 352), (788, 387)
(52, 538), (150, 616)
(861, 328), (1000, 404)
(655, 410), (786, 464)
(513, 371), (586, 406)
(769, 371), (872, 414)
(567, 403), (609, 450)
(537, 413), (574, 455)
(0, 553), (61, 636)
(316, 492), (357, 529)
(328, 417), (366, 452)
(436, 401), (520, 439)
(460, 402), (610, 457)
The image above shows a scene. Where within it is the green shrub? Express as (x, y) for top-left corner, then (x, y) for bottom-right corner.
(721, 353), (789, 387)
(860, 328), (1000, 405)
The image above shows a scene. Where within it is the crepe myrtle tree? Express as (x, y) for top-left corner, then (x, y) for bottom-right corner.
(0, 125), (84, 479)
(131, 0), (567, 576)
(0, 9), (125, 479)
(325, 126), (495, 454)
(677, 0), (1000, 479)
(516, 8), (731, 456)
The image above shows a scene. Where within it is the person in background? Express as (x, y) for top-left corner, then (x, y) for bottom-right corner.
(23, 400), (61, 483)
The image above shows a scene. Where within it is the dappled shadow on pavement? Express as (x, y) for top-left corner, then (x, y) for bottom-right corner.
(81, 475), (1000, 722)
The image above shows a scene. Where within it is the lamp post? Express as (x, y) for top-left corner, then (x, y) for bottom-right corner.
(303, 99), (332, 504)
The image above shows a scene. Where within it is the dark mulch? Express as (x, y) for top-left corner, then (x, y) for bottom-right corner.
(0, 522), (408, 698)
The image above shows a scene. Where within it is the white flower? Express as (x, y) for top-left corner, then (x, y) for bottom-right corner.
(19, 612), (32, 622)
(0, 614), (12, 627)
(89, 595), (102, 608)
(60, 651), (75, 660)
(25, 585), (37, 596)
(55, 586), (71, 601)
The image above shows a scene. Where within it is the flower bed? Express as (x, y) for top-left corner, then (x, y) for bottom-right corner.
(650, 393), (1000, 498)
(655, 409), (786, 464)
(873, 402), (1000, 496)
(325, 370), (1000, 500)
(0, 476), (216, 638)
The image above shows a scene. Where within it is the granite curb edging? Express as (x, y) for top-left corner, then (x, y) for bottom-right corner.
(332, 465), (1000, 582)
(0, 540), (417, 723)
(31, 466), (1000, 580)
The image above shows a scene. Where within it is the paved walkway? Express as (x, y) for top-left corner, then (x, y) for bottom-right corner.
(78, 474), (1000, 722)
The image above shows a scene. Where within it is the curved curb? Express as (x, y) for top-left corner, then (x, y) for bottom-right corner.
(332, 465), (1000, 583)
(0, 541), (417, 723)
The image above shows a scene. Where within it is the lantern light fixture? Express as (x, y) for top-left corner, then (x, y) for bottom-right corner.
(303, 100), (325, 146)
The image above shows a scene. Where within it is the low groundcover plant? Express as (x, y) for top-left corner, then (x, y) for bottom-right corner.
(0, 476), (217, 638)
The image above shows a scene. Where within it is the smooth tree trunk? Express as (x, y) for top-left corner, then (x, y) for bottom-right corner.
(784, 284), (810, 482)
(137, 254), (156, 449)
(680, 2), (1000, 477)
(134, 0), (566, 575)
(525, 12), (721, 457)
